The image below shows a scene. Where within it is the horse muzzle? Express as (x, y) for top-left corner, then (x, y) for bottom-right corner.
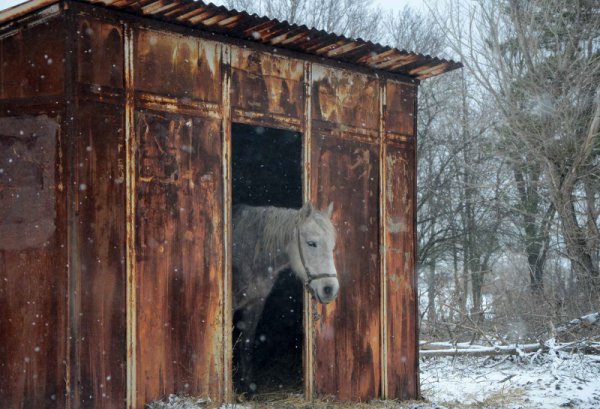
(308, 276), (339, 304)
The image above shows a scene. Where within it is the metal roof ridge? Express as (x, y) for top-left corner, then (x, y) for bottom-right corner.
(0, 0), (462, 79)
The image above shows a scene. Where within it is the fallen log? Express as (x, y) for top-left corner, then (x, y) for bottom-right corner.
(420, 343), (542, 357)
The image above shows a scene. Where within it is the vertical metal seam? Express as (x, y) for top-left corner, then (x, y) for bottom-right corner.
(379, 78), (388, 399)
(124, 23), (137, 409)
(412, 84), (420, 400)
(221, 42), (233, 404)
(63, 4), (76, 408)
(302, 60), (314, 401)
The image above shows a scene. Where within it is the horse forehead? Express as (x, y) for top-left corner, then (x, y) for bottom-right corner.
(303, 216), (335, 242)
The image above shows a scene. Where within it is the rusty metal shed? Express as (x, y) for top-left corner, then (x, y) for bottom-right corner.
(0, 0), (460, 408)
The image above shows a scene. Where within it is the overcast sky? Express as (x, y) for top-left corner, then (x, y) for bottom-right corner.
(374, 0), (426, 12)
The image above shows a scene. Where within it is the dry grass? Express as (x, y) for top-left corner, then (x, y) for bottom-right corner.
(148, 393), (433, 409)
(243, 393), (397, 408)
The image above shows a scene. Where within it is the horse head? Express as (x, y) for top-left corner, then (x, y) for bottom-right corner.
(290, 201), (339, 304)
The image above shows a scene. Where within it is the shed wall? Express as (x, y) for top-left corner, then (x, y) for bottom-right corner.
(0, 14), (68, 409)
(131, 25), (227, 407)
(0, 3), (419, 407)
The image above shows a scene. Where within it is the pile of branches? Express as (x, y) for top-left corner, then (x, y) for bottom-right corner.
(420, 312), (600, 358)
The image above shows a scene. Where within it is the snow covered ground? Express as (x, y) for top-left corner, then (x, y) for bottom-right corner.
(420, 352), (600, 408)
(149, 351), (600, 409)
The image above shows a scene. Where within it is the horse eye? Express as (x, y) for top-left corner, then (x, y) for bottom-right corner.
(306, 241), (317, 248)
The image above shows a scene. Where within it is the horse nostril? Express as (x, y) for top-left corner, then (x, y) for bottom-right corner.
(323, 286), (333, 296)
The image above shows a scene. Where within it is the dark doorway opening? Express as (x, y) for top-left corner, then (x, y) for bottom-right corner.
(231, 123), (304, 396)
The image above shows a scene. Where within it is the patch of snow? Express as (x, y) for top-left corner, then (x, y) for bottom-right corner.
(421, 352), (600, 408)
(582, 313), (598, 324)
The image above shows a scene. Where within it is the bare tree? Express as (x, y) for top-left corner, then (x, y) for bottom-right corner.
(216, 0), (383, 41)
(436, 0), (600, 303)
(385, 6), (509, 332)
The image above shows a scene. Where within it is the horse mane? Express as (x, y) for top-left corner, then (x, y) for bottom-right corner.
(256, 206), (299, 263)
(233, 204), (335, 266)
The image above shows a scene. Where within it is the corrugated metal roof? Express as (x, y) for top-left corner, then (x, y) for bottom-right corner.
(0, 0), (462, 80)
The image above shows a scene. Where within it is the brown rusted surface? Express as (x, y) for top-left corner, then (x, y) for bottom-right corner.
(231, 47), (304, 118)
(384, 144), (418, 400)
(134, 28), (222, 103)
(77, 18), (124, 89)
(386, 81), (416, 138)
(1, 20), (65, 99)
(312, 64), (379, 136)
(0, 1), (432, 406)
(135, 110), (224, 406)
(311, 134), (381, 401)
(0, 114), (68, 408)
(72, 101), (127, 408)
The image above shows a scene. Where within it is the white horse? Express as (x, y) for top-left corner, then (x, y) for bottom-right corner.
(232, 201), (338, 395)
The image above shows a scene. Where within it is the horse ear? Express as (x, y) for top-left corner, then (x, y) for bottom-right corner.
(326, 202), (334, 218)
(300, 201), (314, 219)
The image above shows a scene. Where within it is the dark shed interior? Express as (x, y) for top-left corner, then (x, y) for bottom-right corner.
(231, 123), (304, 394)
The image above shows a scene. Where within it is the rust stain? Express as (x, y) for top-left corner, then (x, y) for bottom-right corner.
(0, 114), (67, 408)
(77, 18), (124, 88)
(1, 19), (65, 99)
(349, 148), (371, 179)
(134, 28), (221, 103)
(135, 111), (225, 406)
(385, 81), (416, 137)
(74, 101), (127, 409)
(0, 115), (58, 250)
(312, 135), (381, 401)
(384, 144), (418, 400)
(231, 47), (304, 118)
(312, 64), (379, 133)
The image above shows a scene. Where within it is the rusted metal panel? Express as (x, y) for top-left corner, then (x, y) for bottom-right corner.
(134, 110), (224, 406)
(0, 114), (68, 408)
(77, 18), (124, 89)
(311, 134), (381, 401)
(385, 81), (416, 139)
(134, 28), (222, 103)
(1, 19), (65, 99)
(72, 101), (127, 408)
(384, 144), (418, 400)
(231, 47), (304, 118)
(312, 64), (379, 135)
